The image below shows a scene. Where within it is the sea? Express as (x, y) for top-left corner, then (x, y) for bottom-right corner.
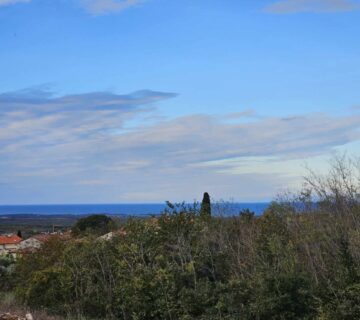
(0, 203), (269, 216)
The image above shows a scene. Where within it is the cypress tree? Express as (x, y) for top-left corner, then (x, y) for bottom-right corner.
(200, 192), (211, 218)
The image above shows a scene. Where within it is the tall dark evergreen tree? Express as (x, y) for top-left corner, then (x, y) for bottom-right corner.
(200, 192), (211, 218)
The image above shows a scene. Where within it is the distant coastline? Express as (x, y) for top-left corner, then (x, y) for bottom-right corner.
(0, 203), (269, 216)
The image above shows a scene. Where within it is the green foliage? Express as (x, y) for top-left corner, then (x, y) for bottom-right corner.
(14, 237), (68, 314)
(0, 255), (16, 291)
(239, 208), (255, 221)
(72, 214), (115, 236)
(200, 192), (211, 219)
(9, 198), (360, 320)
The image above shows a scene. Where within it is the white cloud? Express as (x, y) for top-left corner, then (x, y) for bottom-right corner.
(0, 87), (359, 203)
(265, 0), (360, 13)
(0, 0), (30, 7)
(79, 0), (143, 15)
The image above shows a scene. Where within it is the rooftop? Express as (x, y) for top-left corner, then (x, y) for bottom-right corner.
(0, 234), (22, 245)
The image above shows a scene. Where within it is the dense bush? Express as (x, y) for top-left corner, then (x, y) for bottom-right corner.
(71, 214), (115, 236)
(0, 255), (16, 291)
(9, 156), (360, 319)
(11, 206), (358, 319)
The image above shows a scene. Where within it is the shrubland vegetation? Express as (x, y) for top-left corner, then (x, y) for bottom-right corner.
(71, 214), (116, 236)
(1, 155), (360, 319)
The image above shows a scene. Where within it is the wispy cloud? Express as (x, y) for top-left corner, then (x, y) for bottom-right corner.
(0, 0), (30, 6)
(0, 0), (144, 14)
(265, 0), (360, 14)
(79, 0), (144, 15)
(0, 87), (359, 203)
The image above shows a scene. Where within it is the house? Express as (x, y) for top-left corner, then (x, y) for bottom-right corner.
(18, 237), (43, 252)
(19, 233), (67, 253)
(0, 234), (22, 257)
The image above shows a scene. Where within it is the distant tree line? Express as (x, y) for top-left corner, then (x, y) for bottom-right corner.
(4, 155), (360, 319)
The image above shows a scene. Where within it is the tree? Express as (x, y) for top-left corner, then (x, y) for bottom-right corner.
(72, 214), (114, 236)
(239, 208), (255, 222)
(200, 192), (211, 219)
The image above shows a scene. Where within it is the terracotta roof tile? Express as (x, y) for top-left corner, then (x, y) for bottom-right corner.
(0, 235), (22, 245)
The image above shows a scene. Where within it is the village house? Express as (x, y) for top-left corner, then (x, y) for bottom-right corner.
(18, 236), (44, 252)
(19, 232), (68, 253)
(0, 232), (67, 257)
(0, 234), (22, 257)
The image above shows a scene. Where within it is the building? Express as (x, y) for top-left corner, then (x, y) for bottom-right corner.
(0, 234), (22, 257)
(18, 233), (66, 253)
(18, 237), (43, 252)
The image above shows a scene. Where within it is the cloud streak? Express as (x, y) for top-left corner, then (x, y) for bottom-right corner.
(265, 0), (360, 13)
(0, 87), (359, 203)
(0, 0), (144, 14)
(0, 0), (30, 6)
(78, 0), (143, 15)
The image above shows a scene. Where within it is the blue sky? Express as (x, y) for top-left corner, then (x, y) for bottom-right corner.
(0, 0), (360, 204)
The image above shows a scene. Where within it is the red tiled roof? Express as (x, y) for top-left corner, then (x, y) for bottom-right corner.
(0, 235), (22, 245)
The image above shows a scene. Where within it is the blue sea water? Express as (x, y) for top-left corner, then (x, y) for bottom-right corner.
(0, 203), (269, 216)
